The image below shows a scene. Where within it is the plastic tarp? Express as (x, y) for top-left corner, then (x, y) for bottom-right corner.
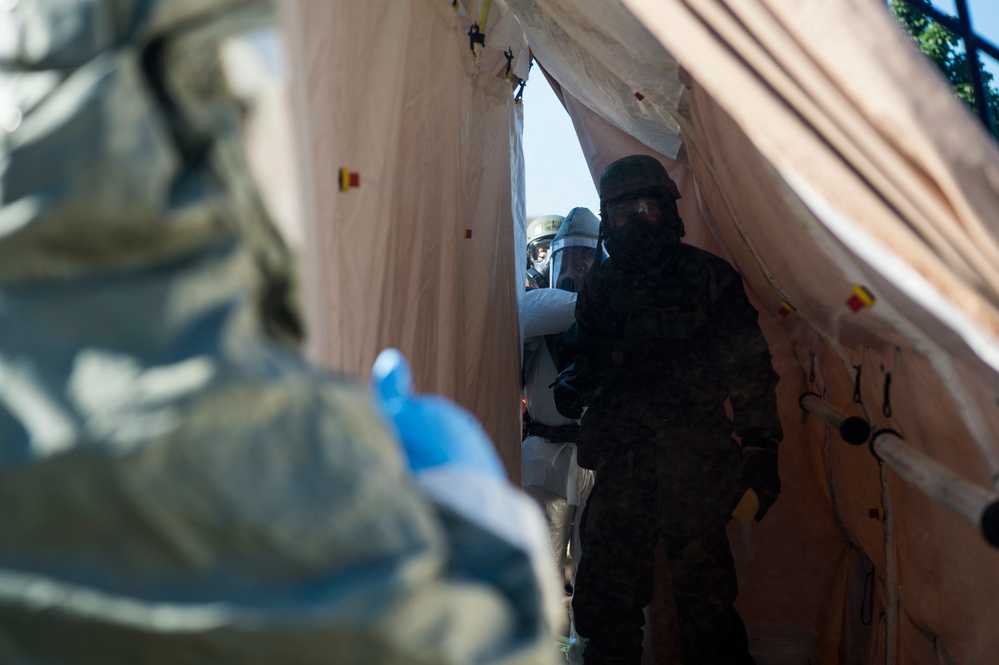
(283, 0), (999, 663)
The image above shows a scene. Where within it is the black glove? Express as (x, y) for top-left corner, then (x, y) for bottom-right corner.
(551, 362), (594, 419)
(740, 435), (780, 522)
(552, 374), (586, 419)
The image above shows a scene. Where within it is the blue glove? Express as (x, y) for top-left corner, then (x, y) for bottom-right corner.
(371, 348), (505, 477)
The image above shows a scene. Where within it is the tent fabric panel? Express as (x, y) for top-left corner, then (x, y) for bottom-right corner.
(507, 0), (686, 159)
(621, 0), (999, 369)
(455, 74), (528, 481)
(282, 0), (524, 478)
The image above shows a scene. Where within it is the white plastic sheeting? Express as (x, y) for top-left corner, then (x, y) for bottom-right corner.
(283, 0), (999, 663)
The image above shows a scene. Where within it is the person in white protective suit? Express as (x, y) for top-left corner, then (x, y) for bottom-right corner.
(0, 2), (563, 663)
(520, 208), (600, 642)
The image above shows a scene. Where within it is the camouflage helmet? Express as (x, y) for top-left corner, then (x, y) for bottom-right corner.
(598, 154), (681, 204)
(526, 214), (565, 278)
(526, 214), (565, 244)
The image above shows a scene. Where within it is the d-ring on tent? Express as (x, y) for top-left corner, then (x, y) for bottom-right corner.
(279, 1), (999, 663)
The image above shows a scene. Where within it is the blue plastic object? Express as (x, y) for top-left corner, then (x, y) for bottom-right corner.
(371, 348), (505, 477)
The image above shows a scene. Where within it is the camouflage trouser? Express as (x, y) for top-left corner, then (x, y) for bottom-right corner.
(572, 429), (754, 665)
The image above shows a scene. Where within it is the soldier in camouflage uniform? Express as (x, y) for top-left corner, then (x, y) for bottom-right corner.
(553, 155), (783, 665)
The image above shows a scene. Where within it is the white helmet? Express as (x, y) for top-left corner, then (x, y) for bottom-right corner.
(550, 207), (600, 292)
(526, 214), (565, 275)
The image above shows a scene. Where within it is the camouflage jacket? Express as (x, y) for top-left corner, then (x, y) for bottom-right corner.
(563, 243), (782, 440)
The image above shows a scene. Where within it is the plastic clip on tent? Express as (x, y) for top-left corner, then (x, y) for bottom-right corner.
(338, 167), (360, 191)
(468, 23), (485, 52)
(467, 0), (492, 54)
(371, 348), (505, 477)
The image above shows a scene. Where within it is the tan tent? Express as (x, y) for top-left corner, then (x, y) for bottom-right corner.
(279, 1), (999, 663)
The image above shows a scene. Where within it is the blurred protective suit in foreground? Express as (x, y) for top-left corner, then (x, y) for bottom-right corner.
(0, 1), (561, 663)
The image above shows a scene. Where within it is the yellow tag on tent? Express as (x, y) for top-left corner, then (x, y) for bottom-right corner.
(732, 488), (760, 525)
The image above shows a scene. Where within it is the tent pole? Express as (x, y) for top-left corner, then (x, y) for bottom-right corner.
(798, 392), (871, 445)
(799, 392), (999, 546)
(870, 430), (999, 548)
(881, 463), (898, 665)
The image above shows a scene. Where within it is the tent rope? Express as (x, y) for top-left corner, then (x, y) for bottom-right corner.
(882, 373), (893, 418)
(852, 364), (863, 404)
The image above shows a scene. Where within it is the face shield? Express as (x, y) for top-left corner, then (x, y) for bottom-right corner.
(550, 237), (598, 293)
(528, 237), (553, 273)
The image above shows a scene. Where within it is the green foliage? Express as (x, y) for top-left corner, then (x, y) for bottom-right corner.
(890, 0), (999, 133)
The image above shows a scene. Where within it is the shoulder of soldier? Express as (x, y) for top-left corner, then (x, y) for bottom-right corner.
(676, 244), (733, 269)
(676, 244), (741, 282)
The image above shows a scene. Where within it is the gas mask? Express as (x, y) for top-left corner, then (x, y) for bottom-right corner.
(601, 192), (684, 269)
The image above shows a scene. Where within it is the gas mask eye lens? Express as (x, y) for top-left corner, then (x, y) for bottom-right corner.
(609, 196), (661, 228)
(529, 239), (551, 265)
(610, 204), (631, 229)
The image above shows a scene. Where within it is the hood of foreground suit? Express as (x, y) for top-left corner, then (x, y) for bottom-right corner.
(0, 0), (302, 346)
